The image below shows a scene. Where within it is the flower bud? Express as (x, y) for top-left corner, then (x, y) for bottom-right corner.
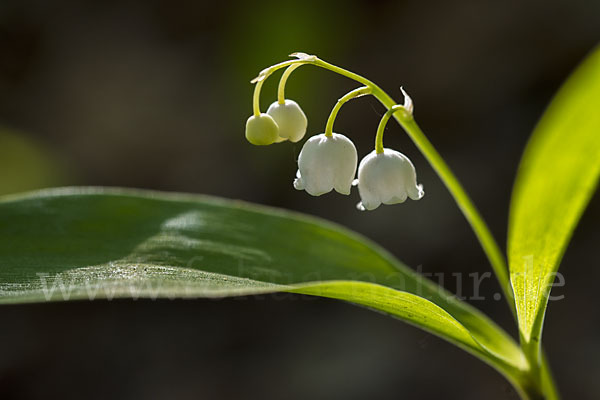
(293, 133), (357, 196)
(267, 99), (308, 143)
(356, 148), (424, 211)
(245, 113), (280, 145)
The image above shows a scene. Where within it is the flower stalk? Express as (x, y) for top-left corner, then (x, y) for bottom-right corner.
(252, 79), (265, 117)
(324, 86), (371, 137)
(278, 64), (303, 105)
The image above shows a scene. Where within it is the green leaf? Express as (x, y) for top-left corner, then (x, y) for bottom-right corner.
(0, 187), (527, 382)
(509, 46), (600, 345)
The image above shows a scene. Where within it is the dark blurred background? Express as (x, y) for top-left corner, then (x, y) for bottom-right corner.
(0, 0), (598, 399)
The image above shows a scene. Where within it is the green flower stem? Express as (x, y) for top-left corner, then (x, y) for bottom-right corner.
(396, 117), (513, 305)
(277, 64), (302, 104)
(395, 113), (557, 400)
(540, 351), (560, 400)
(522, 333), (541, 380)
(375, 105), (408, 154)
(251, 58), (307, 116)
(324, 86), (371, 137)
(520, 337), (560, 400)
(252, 79), (265, 117)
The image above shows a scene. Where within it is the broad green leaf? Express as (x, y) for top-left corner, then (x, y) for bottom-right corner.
(509, 46), (600, 344)
(0, 187), (526, 379)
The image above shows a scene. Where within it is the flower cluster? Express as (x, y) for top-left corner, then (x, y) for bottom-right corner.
(245, 99), (307, 145)
(245, 56), (424, 211)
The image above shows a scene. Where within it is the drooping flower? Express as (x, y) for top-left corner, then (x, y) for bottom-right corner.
(356, 148), (424, 211)
(267, 99), (308, 143)
(293, 133), (357, 196)
(245, 113), (280, 145)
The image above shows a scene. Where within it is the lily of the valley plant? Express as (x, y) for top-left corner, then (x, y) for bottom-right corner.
(0, 47), (597, 400)
(244, 50), (600, 399)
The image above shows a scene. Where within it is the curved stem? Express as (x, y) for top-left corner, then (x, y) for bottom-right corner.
(251, 59), (305, 83)
(395, 117), (514, 310)
(278, 64), (302, 104)
(252, 79), (265, 117)
(375, 105), (407, 154)
(325, 86), (371, 137)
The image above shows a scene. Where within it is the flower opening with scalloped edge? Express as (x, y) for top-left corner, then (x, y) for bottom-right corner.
(293, 132), (357, 196)
(355, 148), (424, 211)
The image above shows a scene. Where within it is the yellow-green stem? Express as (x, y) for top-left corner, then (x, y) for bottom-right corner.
(278, 64), (302, 104)
(324, 86), (371, 137)
(396, 117), (513, 305)
(252, 79), (265, 117)
(375, 105), (406, 154)
(389, 91), (558, 400)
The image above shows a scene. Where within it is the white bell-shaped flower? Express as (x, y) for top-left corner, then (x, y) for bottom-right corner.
(356, 148), (424, 211)
(245, 113), (280, 145)
(293, 133), (357, 196)
(267, 99), (308, 142)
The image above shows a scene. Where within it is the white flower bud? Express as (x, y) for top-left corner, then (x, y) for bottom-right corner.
(267, 99), (308, 142)
(245, 113), (280, 145)
(294, 133), (357, 196)
(356, 148), (424, 211)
